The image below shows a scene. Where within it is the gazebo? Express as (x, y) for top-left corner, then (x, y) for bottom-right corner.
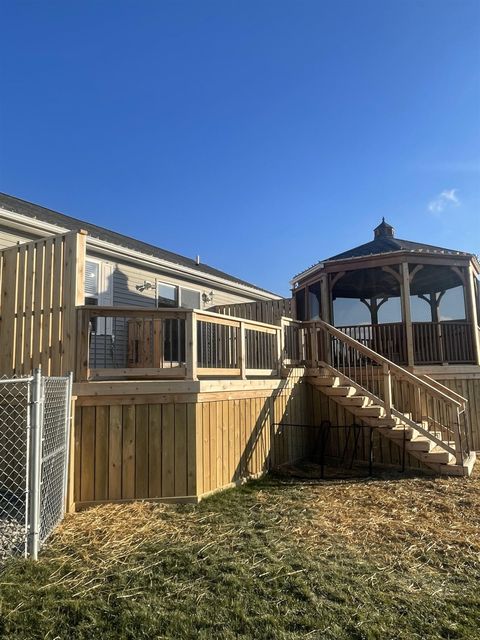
(292, 219), (480, 368)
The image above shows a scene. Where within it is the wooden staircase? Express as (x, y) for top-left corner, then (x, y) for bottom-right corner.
(299, 321), (476, 477)
(309, 368), (475, 475)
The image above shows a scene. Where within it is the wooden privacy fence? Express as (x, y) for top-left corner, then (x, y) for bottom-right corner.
(0, 231), (86, 377)
(77, 307), (301, 381)
(211, 297), (295, 325)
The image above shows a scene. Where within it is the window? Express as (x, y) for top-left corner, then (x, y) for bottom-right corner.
(157, 282), (177, 307)
(294, 288), (306, 321)
(308, 282), (321, 320)
(157, 283), (201, 309)
(180, 287), (200, 309)
(84, 259), (113, 334)
(85, 261), (100, 298)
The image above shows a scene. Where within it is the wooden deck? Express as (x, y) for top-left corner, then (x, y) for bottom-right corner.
(0, 231), (478, 512)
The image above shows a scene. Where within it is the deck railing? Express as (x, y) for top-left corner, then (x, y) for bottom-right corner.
(302, 320), (471, 464)
(76, 307), (298, 381)
(337, 321), (475, 365)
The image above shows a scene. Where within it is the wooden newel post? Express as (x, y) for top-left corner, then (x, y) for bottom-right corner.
(239, 321), (247, 379)
(383, 363), (392, 418)
(185, 311), (198, 381)
(451, 406), (463, 466)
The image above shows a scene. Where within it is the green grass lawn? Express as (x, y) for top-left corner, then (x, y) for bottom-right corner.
(0, 467), (479, 639)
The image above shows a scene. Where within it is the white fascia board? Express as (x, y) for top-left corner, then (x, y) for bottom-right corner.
(0, 207), (281, 301)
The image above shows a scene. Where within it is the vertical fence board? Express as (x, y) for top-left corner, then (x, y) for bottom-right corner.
(94, 406), (109, 501)
(122, 405), (136, 499)
(174, 404), (187, 496)
(148, 404), (162, 498)
(108, 405), (123, 500)
(80, 406), (95, 502)
(162, 404), (175, 497)
(135, 405), (149, 499)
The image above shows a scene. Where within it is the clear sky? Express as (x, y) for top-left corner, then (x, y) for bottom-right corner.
(1, 0), (479, 296)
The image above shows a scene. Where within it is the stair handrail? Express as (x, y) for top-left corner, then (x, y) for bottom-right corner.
(304, 320), (464, 407)
(418, 374), (467, 409)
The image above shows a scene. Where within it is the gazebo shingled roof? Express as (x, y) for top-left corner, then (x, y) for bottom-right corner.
(327, 218), (472, 262)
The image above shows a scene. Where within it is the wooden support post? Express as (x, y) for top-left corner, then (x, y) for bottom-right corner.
(185, 311), (198, 380)
(400, 262), (414, 367)
(320, 275), (332, 364)
(382, 363), (392, 418)
(239, 321), (247, 379)
(276, 324), (283, 373)
(466, 265), (480, 366)
(62, 231), (87, 376)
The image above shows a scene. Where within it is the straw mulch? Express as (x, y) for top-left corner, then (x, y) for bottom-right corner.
(41, 467), (480, 600)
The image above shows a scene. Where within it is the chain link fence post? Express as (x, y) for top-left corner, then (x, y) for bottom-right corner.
(27, 368), (43, 560)
(62, 372), (73, 512)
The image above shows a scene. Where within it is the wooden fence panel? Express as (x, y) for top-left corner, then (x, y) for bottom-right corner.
(0, 231), (86, 376)
(212, 298), (295, 325)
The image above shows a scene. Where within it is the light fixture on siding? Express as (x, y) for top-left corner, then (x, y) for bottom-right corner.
(202, 290), (214, 305)
(136, 280), (156, 292)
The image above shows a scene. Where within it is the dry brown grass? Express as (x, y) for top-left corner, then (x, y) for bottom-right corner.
(43, 466), (480, 598)
(1, 466), (479, 639)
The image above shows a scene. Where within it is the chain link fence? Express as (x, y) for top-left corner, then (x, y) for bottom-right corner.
(0, 371), (72, 563)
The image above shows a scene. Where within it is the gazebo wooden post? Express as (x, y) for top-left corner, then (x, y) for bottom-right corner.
(320, 273), (332, 364)
(466, 265), (480, 366)
(400, 262), (415, 367)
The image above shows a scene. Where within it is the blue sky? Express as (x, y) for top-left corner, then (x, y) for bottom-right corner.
(1, 0), (479, 296)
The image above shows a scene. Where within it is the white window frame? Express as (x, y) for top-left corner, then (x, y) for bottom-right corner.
(156, 281), (201, 309)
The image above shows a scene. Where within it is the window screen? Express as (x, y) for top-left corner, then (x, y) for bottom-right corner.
(157, 282), (178, 307)
(180, 287), (200, 309)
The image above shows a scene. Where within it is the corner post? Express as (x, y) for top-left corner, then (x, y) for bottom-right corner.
(400, 262), (414, 367)
(185, 311), (198, 380)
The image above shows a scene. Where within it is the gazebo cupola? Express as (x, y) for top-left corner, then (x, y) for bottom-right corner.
(291, 219), (480, 368)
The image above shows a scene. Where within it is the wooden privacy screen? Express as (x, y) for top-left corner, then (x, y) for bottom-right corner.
(212, 298), (295, 325)
(0, 231), (86, 376)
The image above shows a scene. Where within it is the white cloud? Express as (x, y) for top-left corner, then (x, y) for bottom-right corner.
(428, 189), (460, 213)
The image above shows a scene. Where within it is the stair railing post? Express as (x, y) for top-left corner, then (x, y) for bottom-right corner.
(452, 405), (463, 466)
(382, 363), (392, 419)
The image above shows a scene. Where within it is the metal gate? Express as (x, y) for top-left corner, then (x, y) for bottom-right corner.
(0, 370), (72, 562)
